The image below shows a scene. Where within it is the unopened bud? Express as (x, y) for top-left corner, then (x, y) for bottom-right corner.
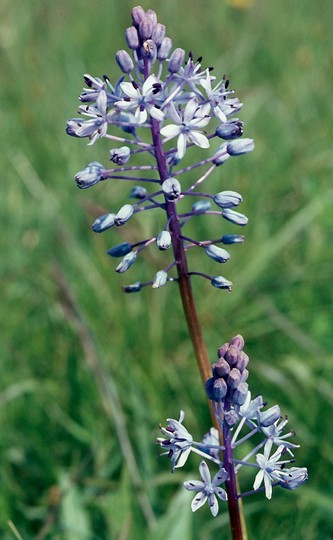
(168, 48), (185, 73)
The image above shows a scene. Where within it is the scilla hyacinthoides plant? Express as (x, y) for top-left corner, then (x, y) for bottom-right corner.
(66, 6), (307, 539)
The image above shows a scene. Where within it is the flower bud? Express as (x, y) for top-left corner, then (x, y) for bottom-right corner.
(224, 346), (239, 366)
(216, 119), (244, 140)
(259, 405), (281, 427)
(107, 242), (132, 257)
(227, 138), (254, 156)
(212, 359), (230, 378)
(151, 23), (166, 46)
(141, 40), (157, 61)
(232, 382), (249, 406)
(192, 200), (211, 212)
(152, 270), (168, 289)
(211, 276), (233, 291)
(235, 351), (249, 371)
(239, 369), (249, 383)
(125, 26), (140, 49)
(115, 50), (134, 73)
(217, 343), (229, 358)
(280, 467), (308, 490)
(212, 143), (230, 166)
(157, 230), (172, 250)
(139, 17), (154, 39)
(222, 209), (248, 226)
(213, 191), (243, 209)
(157, 37), (172, 60)
(114, 204), (134, 226)
(224, 410), (239, 427)
(162, 177), (181, 200)
(75, 161), (104, 189)
(230, 335), (245, 350)
(131, 6), (146, 28)
(213, 378), (228, 400)
(123, 282), (142, 293)
(221, 234), (245, 244)
(205, 245), (230, 263)
(130, 185), (147, 199)
(145, 9), (157, 25)
(116, 251), (137, 273)
(168, 48), (185, 73)
(110, 146), (131, 165)
(227, 368), (241, 389)
(92, 213), (115, 233)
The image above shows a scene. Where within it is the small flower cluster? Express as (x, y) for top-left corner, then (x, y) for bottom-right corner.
(157, 335), (307, 516)
(66, 6), (254, 292)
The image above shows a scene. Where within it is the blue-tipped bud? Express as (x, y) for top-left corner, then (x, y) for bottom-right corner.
(75, 161), (104, 189)
(216, 119), (244, 140)
(227, 138), (255, 156)
(221, 234), (245, 244)
(151, 23), (166, 46)
(280, 468), (308, 491)
(130, 185), (147, 199)
(123, 282), (142, 293)
(232, 382), (249, 406)
(107, 242), (132, 257)
(92, 213), (115, 233)
(192, 200), (211, 212)
(157, 230), (172, 250)
(258, 405), (281, 427)
(227, 368), (241, 389)
(125, 26), (140, 49)
(116, 251), (137, 273)
(115, 50), (134, 73)
(110, 146), (131, 165)
(168, 48), (185, 73)
(205, 245), (230, 263)
(212, 143), (230, 166)
(152, 270), (168, 289)
(213, 191), (243, 209)
(157, 37), (173, 60)
(114, 204), (134, 226)
(213, 378), (228, 400)
(139, 17), (154, 39)
(131, 6), (146, 28)
(162, 177), (181, 200)
(222, 209), (248, 226)
(211, 276), (233, 291)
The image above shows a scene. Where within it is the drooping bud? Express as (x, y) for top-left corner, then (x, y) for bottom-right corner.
(116, 251), (137, 273)
(74, 161), (104, 189)
(110, 146), (131, 165)
(115, 50), (134, 73)
(192, 200), (211, 212)
(152, 270), (168, 289)
(162, 178), (181, 200)
(227, 138), (254, 156)
(210, 276), (233, 291)
(221, 234), (245, 244)
(216, 119), (244, 140)
(123, 282), (142, 293)
(213, 191), (243, 209)
(114, 204), (134, 226)
(157, 230), (172, 250)
(205, 245), (230, 263)
(280, 468), (308, 491)
(130, 185), (147, 199)
(107, 242), (132, 257)
(222, 209), (248, 226)
(168, 48), (185, 73)
(92, 213), (115, 233)
(212, 143), (230, 166)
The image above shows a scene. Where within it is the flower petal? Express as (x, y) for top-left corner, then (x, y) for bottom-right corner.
(191, 491), (207, 513)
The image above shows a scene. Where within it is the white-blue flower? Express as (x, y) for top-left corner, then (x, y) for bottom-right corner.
(115, 75), (164, 124)
(157, 411), (193, 472)
(253, 440), (288, 499)
(160, 98), (211, 159)
(184, 460), (228, 517)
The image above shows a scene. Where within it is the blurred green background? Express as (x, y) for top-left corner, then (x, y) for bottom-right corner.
(1, 0), (333, 538)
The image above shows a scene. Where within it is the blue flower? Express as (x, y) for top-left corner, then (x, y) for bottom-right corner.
(184, 460), (228, 517)
(157, 411), (193, 472)
(253, 441), (289, 499)
(115, 75), (164, 124)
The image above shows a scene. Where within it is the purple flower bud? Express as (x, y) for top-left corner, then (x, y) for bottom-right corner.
(205, 245), (230, 263)
(162, 177), (181, 200)
(123, 282), (142, 293)
(259, 405), (281, 427)
(227, 138), (255, 156)
(235, 351), (249, 371)
(221, 235), (245, 244)
(192, 200), (211, 212)
(107, 242), (132, 257)
(157, 37), (172, 60)
(227, 368), (241, 389)
(141, 40), (157, 61)
(74, 161), (104, 189)
(114, 204), (134, 226)
(239, 369), (249, 383)
(211, 276), (233, 291)
(230, 335), (245, 350)
(130, 185), (147, 199)
(232, 382), (249, 406)
(212, 359), (230, 378)
(145, 9), (157, 25)
(157, 230), (172, 250)
(168, 48), (185, 73)
(280, 467), (308, 491)
(213, 378), (228, 400)
(125, 26), (140, 49)
(110, 146), (131, 165)
(131, 6), (146, 28)
(224, 347), (238, 366)
(151, 23), (166, 46)
(152, 270), (168, 289)
(216, 119), (244, 140)
(222, 209), (248, 226)
(213, 191), (243, 209)
(139, 17), (154, 39)
(116, 251), (137, 273)
(92, 213), (115, 233)
(225, 410), (239, 427)
(217, 343), (229, 358)
(115, 50), (134, 73)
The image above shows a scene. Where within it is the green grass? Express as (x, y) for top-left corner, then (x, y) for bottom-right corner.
(1, 0), (333, 538)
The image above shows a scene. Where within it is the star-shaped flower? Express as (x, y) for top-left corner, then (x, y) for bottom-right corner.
(115, 75), (164, 124)
(184, 460), (228, 517)
(160, 98), (211, 159)
(67, 90), (113, 145)
(253, 440), (289, 499)
(261, 416), (300, 455)
(157, 411), (193, 472)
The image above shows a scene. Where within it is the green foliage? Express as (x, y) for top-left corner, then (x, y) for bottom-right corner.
(1, 0), (332, 538)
